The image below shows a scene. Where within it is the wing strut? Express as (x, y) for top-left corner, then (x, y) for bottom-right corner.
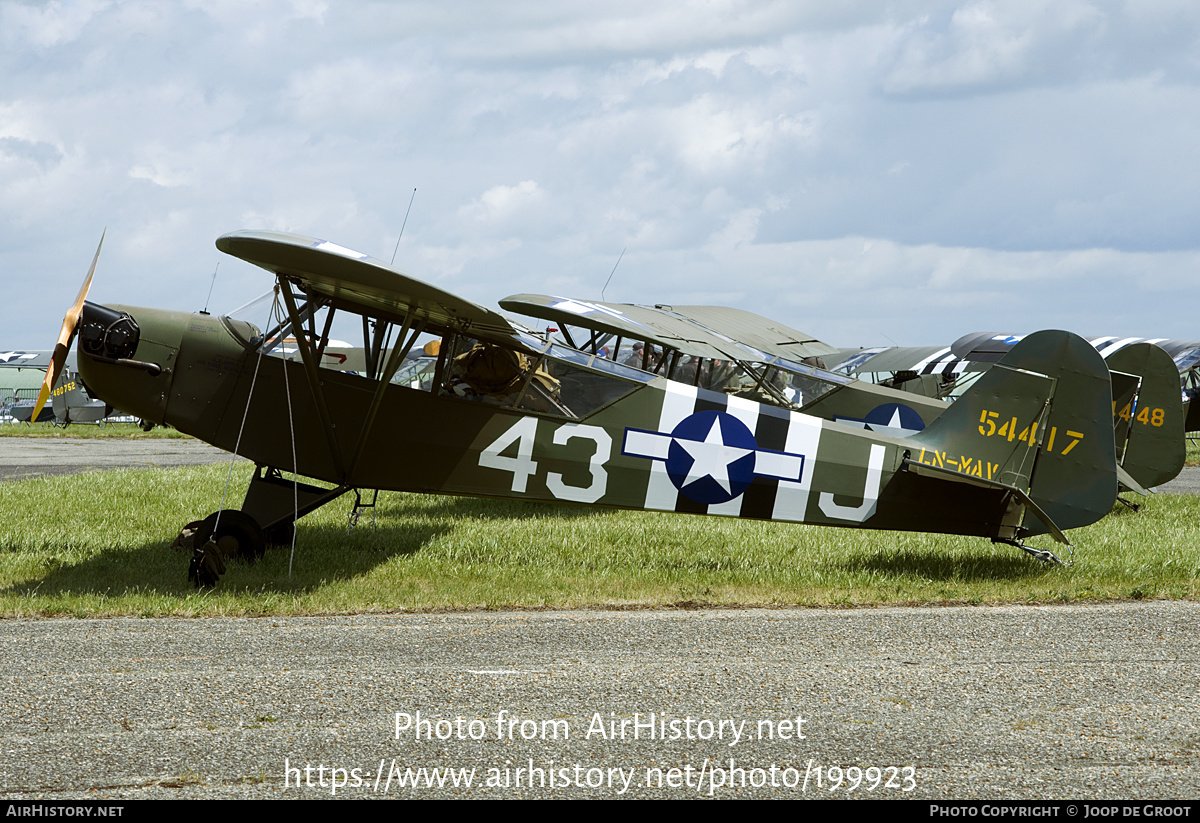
(279, 279), (347, 481)
(740, 363), (798, 408)
(346, 309), (427, 479)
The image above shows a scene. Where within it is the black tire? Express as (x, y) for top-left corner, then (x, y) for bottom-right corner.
(194, 510), (266, 563)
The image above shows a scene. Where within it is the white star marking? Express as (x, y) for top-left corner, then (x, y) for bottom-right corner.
(834, 407), (923, 439)
(868, 407), (923, 438)
(548, 298), (655, 334)
(313, 240), (368, 259)
(0, 352), (35, 363)
(676, 416), (753, 493)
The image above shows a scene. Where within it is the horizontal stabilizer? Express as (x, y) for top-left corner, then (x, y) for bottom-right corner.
(1116, 464), (1151, 497)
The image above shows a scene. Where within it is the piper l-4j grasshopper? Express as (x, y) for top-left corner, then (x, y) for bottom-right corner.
(951, 334), (1200, 442)
(13, 368), (112, 425)
(38, 231), (1120, 586)
(498, 294), (949, 439)
(498, 294), (1182, 505)
(832, 331), (1200, 424)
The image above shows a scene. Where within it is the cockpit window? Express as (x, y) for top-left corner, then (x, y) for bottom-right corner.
(221, 290), (276, 349)
(439, 334), (642, 419)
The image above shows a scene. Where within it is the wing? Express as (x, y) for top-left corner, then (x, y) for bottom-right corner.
(217, 230), (520, 340)
(656, 305), (839, 361)
(502, 296), (841, 365)
(953, 332), (1200, 374)
(836, 345), (985, 376)
(833, 335), (1041, 374)
(0, 350), (59, 369)
(499, 293), (746, 360)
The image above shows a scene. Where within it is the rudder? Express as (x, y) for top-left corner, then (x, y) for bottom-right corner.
(907, 330), (1117, 540)
(1106, 342), (1185, 490)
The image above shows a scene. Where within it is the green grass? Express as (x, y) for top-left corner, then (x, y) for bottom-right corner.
(0, 463), (1196, 616)
(0, 422), (191, 439)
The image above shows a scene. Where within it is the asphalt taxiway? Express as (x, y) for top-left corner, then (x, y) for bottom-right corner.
(0, 604), (1197, 800)
(0, 436), (1196, 800)
(0, 436), (247, 482)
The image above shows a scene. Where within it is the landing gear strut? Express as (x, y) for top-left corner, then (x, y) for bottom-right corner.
(1116, 495), (1141, 512)
(178, 466), (351, 587)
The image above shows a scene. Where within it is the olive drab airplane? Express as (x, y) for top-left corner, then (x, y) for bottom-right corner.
(499, 296), (1184, 505)
(945, 333), (1200, 436)
(833, 332), (1200, 417)
(16, 367), (112, 425)
(0, 351), (60, 423)
(497, 294), (950, 439)
(1, 350), (114, 425)
(38, 230), (1120, 587)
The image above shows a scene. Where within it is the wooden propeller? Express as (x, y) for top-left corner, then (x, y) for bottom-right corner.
(31, 230), (105, 422)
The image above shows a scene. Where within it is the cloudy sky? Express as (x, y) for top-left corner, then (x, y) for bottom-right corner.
(3, 0), (1198, 348)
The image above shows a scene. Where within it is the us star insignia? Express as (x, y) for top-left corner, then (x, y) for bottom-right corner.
(623, 410), (805, 504)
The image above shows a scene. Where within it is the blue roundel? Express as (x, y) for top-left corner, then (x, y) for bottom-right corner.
(665, 410), (758, 505)
(863, 402), (926, 433)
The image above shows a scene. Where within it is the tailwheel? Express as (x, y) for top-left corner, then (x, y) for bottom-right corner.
(1116, 495), (1141, 512)
(186, 510), (266, 588)
(994, 537), (1070, 566)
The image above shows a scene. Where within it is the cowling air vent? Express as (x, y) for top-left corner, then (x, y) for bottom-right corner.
(80, 302), (141, 361)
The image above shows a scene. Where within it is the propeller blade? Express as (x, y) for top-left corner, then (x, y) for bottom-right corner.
(31, 230), (105, 422)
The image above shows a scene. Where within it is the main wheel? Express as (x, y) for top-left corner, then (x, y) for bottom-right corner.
(195, 510), (266, 562)
(186, 510), (266, 588)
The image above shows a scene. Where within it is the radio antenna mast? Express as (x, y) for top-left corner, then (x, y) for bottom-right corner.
(203, 262), (220, 314)
(391, 188), (418, 266)
(601, 247), (626, 301)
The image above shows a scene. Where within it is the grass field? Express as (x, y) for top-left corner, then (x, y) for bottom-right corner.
(0, 462), (1196, 617)
(0, 422), (190, 439)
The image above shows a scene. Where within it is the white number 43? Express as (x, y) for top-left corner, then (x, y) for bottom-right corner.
(478, 418), (611, 503)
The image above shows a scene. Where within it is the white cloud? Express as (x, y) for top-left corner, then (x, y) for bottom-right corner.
(459, 180), (546, 224)
(283, 59), (418, 126)
(1, 0), (113, 48)
(1, 0), (1198, 350)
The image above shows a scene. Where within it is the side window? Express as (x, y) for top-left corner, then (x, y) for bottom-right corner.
(782, 370), (838, 407)
(724, 364), (837, 408)
(440, 336), (636, 419)
(542, 357), (637, 417)
(389, 356), (438, 391)
(441, 337), (570, 415)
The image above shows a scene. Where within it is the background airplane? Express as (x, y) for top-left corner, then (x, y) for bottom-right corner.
(502, 300), (1184, 500)
(831, 333), (1200, 406)
(499, 294), (947, 438)
(0, 352), (116, 426)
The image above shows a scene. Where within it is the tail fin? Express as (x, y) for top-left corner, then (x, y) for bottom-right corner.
(1105, 342), (1185, 491)
(907, 330), (1117, 539)
(49, 368), (72, 422)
